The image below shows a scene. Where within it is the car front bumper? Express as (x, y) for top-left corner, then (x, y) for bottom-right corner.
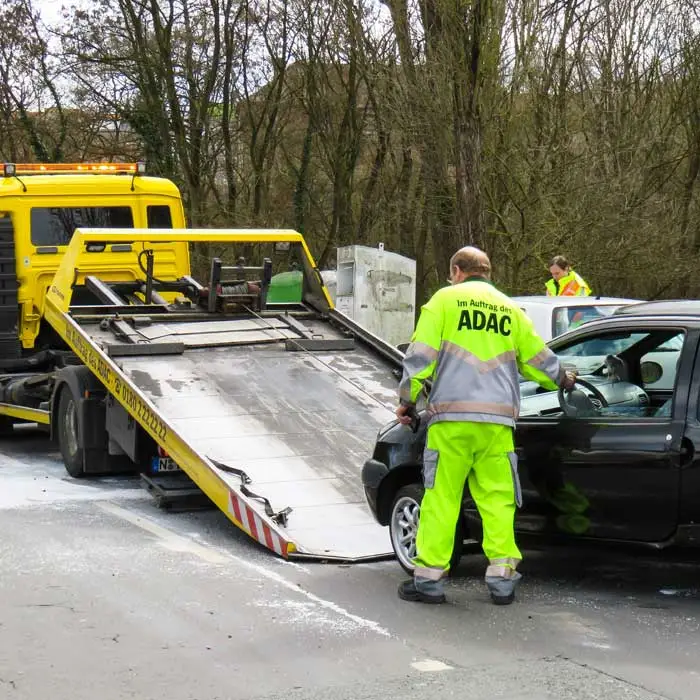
(361, 458), (390, 522)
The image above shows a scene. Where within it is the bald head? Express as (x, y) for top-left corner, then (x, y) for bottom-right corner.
(449, 246), (491, 283)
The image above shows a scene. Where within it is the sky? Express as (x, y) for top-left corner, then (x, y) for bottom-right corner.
(35, 0), (68, 24)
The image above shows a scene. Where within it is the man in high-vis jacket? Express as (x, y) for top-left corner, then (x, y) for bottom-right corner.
(545, 255), (591, 297)
(396, 246), (575, 606)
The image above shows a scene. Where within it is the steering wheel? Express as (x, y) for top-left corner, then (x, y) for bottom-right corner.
(558, 377), (609, 418)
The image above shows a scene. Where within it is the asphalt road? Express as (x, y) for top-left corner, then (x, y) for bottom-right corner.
(1, 428), (699, 700)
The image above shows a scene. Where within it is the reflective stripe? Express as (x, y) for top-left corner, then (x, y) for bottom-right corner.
(490, 557), (521, 568)
(424, 345), (521, 424)
(414, 566), (445, 581)
(423, 447), (439, 489)
(428, 401), (517, 419)
(431, 353), (519, 403)
(425, 411), (515, 428)
(408, 341), (439, 362)
(399, 342), (439, 403)
(526, 348), (550, 368)
(442, 341), (516, 374)
(526, 347), (562, 385)
(485, 564), (519, 578)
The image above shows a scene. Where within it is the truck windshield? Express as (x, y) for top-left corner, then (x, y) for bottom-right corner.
(31, 206), (134, 246)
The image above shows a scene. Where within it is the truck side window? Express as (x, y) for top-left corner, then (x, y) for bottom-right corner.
(147, 205), (173, 228)
(31, 207), (134, 246)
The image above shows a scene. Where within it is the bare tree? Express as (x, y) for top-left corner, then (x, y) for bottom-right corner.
(0, 0), (68, 162)
(63, 0), (246, 225)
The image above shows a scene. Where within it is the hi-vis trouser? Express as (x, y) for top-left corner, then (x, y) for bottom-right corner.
(414, 421), (522, 594)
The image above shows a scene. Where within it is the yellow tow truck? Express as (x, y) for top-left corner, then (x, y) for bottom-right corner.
(0, 162), (402, 561)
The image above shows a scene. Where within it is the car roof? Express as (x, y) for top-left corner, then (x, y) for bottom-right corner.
(549, 309), (700, 342)
(613, 299), (700, 317)
(511, 295), (642, 308)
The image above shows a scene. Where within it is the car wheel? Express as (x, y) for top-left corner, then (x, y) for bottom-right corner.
(389, 483), (464, 576)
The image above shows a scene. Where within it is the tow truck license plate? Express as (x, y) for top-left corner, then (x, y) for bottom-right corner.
(151, 456), (180, 473)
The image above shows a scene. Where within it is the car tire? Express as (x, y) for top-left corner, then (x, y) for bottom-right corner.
(389, 483), (464, 576)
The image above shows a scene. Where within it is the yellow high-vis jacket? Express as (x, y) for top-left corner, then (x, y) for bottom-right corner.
(399, 278), (564, 427)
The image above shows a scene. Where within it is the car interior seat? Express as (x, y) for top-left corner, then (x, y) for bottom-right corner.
(604, 354), (630, 383)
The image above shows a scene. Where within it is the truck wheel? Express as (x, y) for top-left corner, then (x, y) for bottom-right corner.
(389, 483), (464, 576)
(0, 416), (14, 437)
(57, 387), (86, 478)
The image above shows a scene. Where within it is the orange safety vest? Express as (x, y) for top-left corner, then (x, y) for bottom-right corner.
(545, 270), (591, 297)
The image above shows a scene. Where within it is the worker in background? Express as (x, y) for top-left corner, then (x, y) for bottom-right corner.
(546, 255), (591, 297)
(396, 246), (575, 606)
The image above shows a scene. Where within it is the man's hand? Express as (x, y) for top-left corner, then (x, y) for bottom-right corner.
(561, 370), (577, 390)
(396, 404), (415, 425)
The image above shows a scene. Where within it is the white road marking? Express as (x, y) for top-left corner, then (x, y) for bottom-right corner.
(98, 501), (392, 638)
(279, 559), (314, 575)
(98, 502), (229, 563)
(411, 659), (453, 672)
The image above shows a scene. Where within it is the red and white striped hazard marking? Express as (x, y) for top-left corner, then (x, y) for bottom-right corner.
(227, 491), (290, 558)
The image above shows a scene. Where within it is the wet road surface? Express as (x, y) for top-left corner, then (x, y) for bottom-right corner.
(0, 429), (698, 700)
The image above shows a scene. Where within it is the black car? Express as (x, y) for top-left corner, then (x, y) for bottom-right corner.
(362, 301), (700, 573)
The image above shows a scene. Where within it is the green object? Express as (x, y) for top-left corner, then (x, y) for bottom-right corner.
(267, 270), (303, 303)
(414, 421), (522, 577)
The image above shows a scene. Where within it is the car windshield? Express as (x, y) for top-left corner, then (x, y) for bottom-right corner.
(552, 304), (624, 337)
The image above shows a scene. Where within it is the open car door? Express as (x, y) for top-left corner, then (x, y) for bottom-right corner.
(510, 324), (697, 543)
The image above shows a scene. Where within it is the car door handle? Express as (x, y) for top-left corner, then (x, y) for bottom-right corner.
(680, 438), (695, 466)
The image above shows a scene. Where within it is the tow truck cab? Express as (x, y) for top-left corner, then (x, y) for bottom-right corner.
(0, 162), (189, 357)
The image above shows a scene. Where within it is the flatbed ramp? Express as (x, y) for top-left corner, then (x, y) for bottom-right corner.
(41, 229), (405, 561)
(66, 312), (398, 561)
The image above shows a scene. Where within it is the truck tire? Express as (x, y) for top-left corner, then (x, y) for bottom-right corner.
(54, 367), (137, 477)
(57, 386), (85, 478)
(389, 483), (464, 576)
(0, 416), (14, 437)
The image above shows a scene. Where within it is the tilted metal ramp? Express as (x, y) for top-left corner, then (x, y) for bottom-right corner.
(54, 309), (397, 561)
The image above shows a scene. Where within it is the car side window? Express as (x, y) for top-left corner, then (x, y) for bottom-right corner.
(640, 332), (684, 390)
(546, 328), (686, 420)
(555, 332), (646, 376)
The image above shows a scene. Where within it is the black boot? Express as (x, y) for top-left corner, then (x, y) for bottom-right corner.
(398, 579), (446, 604)
(490, 591), (515, 606)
